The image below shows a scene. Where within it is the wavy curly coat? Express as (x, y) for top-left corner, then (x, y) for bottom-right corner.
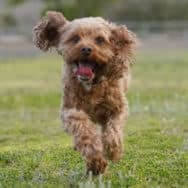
(33, 11), (137, 175)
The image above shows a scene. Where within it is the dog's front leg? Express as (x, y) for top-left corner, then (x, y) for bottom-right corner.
(102, 110), (127, 161)
(61, 108), (107, 175)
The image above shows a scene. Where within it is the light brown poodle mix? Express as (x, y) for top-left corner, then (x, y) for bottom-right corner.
(33, 11), (137, 175)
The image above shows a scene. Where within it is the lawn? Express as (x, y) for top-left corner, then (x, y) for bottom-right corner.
(0, 51), (187, 187)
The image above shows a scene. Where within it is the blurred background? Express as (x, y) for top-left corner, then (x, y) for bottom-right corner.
(0, 0), (188, 58)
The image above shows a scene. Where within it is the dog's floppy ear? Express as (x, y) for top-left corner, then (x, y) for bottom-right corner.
(33, 11), (68, 51)
(110, 25), (138, 64)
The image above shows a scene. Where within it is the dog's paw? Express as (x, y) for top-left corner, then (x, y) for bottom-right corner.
(104, 144), (123, 161)
(86, 155), (107, 175)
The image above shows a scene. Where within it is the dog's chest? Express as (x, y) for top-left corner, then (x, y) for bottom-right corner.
(79, 84), (124, 125)
(63, 79), (125, 124)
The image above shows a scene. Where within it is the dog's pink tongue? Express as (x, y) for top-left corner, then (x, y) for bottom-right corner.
(75, 66), (93, 78)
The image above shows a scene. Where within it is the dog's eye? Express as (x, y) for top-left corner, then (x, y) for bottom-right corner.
(95, 36), (105, 45)
(70, 35), (80, 43)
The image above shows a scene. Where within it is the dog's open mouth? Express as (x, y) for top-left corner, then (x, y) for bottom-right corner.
(74, 60), (96, 82)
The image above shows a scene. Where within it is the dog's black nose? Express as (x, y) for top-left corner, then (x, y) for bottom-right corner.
(81, 47), (92, 56)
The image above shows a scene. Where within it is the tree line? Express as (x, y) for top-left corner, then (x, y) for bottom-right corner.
(6, 0), (188, 21)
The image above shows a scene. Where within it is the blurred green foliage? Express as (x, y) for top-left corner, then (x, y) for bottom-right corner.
(6, 0), (188, 20)
(7, 0), (26, 6)
(0, 13), (16, 26)
(115, 0), (188, 21)
(42, 0), (117, 19)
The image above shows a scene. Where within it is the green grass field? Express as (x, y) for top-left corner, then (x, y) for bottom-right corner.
(0, 51), (187, 187)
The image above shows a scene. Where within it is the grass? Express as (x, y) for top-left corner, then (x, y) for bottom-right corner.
(0, 51), (187, 187)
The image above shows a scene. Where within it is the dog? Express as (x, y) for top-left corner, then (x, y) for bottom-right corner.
(33, 11), (137, 175)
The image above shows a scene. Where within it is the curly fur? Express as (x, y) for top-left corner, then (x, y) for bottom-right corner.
(33, 11), (137, 175)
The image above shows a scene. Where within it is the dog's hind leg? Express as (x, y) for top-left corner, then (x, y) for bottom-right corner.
(61, 108), (107, 175)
